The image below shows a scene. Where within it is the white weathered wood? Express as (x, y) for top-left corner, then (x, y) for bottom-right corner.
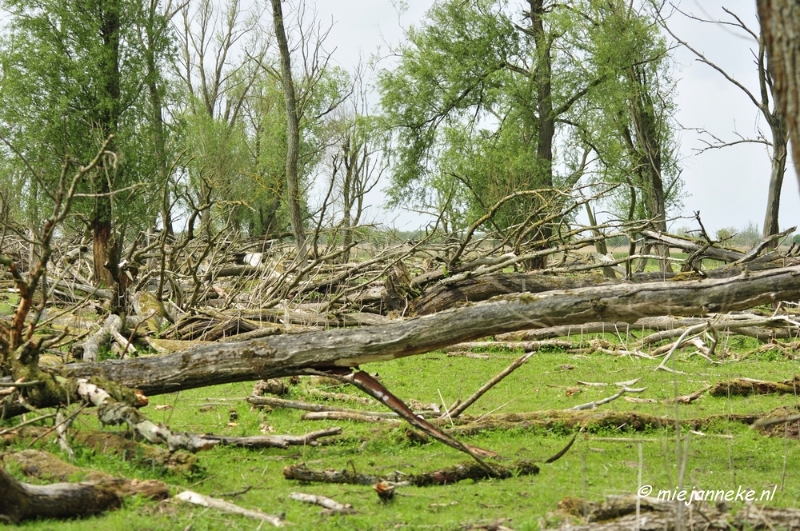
(176, 490), (284, 526)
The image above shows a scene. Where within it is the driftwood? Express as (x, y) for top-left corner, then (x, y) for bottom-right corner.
(289, 492), (355, 514)
(708, 375), (800, 397)
(0, 450), (168, 524)
(641, 229), (747, 262)
(60, 266), (800, 399)
(176, 490), (285, 526)
(282, 459), (540, 487)
(79, 314), (123, 362)
(248, 395), (425, 418)
(201, 427), (342, 449)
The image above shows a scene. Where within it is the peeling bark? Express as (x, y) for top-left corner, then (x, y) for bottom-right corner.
(759, 0), (800, 187)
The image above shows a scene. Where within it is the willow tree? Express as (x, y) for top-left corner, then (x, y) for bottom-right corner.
(577, 0), (681, 271)
(379, 0), (607, 266)
(0, 0), (172, 304)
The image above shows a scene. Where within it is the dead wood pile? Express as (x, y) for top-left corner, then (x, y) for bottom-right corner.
(2, 199), (800, 524)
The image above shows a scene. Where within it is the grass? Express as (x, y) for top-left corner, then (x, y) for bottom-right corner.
(5, 340), (800, 530)
(0, 293), (19, 316)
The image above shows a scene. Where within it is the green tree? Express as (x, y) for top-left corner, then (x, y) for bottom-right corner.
(235, 64), (351, 239)
(0, 0), (173, 300)
(174, 0), (266, 232)
(578, 0), (681, 270)
(379, 0), (603, 265)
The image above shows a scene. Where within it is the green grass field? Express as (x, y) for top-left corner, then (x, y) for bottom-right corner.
(5, 333), (799, 530)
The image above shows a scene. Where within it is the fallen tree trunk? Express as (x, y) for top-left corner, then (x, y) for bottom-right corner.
(411, 258), (800, 316)
(640, 230), (746, 262)
(498, 314), (800, 343)
(59, 265), (800, 398)
(79, 314), (123, 362)
(410, 273), (610, 315)
(0, 456), (168, 524)
(282, 459), (540, 487)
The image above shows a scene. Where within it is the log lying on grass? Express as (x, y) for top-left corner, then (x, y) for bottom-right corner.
(432, 410), (759, 437)
(709, 375), (800, 397)
(62, 265), (800, 397)
(176, 490), (285, 527)
(0, 450), (168, 524)
(499, 313), (800, 342)
(283, 459), (540, 487)
(551, 493), (800, 531)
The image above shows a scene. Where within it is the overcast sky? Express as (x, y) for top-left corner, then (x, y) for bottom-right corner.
(310, 0), (800, 236)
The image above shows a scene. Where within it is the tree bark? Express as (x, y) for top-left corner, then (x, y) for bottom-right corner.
(411, 273), (609, 315)
(759, 0), (800, 188)
(93, 0), (122, 307)
(0, 468), (121, 523)
(630, 65), (671, 273)
(271, 0), (306, 256)
(0, 466), (166, 524)
(527, 0), (555, 269)
(763, 118), (788, 240)
(60, 265), (800, 397)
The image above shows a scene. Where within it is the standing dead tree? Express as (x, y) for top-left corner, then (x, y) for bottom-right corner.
(664, 6), (789, 241)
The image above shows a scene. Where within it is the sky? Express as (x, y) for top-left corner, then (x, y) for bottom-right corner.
(310, 0), (800, 237)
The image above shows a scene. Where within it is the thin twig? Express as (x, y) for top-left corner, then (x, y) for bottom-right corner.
(449, 351), (534, 418)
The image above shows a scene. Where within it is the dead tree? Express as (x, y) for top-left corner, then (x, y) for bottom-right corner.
(666, 6), (789, 241)
(56, 265), (800, 399)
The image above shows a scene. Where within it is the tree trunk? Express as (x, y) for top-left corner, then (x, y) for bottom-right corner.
(526, 0), (556, 269)
(758, 0), (800, 188)
(628, 65), (671, 273)
(0, 468), (122, 523)
(585, 203), (617, 279)
(762, 109), (789, 241)
(60, 265), (800, 399)
(143, 1), (173, 237)
(410, 273), (610, 316)
(271, 0), (306, 256)
(0, 463), (168, 524)
(93, 0), (122, 305)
